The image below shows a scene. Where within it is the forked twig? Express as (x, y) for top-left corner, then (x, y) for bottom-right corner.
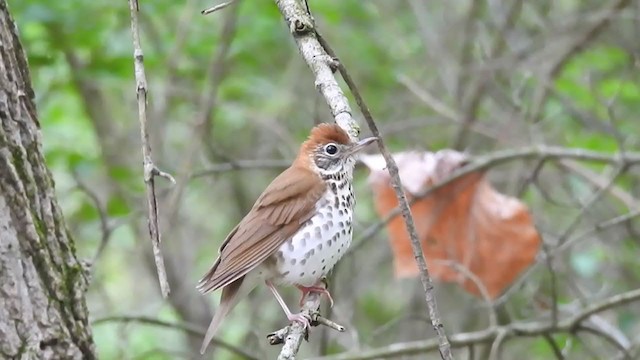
(127, 0), (175, 298)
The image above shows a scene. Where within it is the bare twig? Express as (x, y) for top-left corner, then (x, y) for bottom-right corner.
(542, 242), (559, 326)
(488, 328), (507, 360)
(543, 333), (566, 360)
(557, 165), (627, 247)
(559, 160), (640, 211)
(93, 315), (258, 360)
(433, 260), (497, 328)
(559, 208), (640, 253)
(315, 31), (453, 360)
(70, 169), (113, 263)
(202, 0), (238, 15)
(127, 0), (175, 298)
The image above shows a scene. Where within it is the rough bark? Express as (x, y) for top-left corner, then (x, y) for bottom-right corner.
(0, 1), (96, 359)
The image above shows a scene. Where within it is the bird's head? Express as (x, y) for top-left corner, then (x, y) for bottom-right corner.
(296, 123), (377, 176)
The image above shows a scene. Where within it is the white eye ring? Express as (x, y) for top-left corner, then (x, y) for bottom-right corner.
(324, 143), (338, 156)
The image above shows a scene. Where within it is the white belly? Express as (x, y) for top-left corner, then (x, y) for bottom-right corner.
(272, 189), (353, 287)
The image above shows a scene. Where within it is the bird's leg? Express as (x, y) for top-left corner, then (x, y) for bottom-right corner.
(296, 279), (334, 307)
(266, 280), (311, 329)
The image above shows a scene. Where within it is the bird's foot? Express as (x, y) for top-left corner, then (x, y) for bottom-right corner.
(296, 285), (334, 308)
(287, 312), (312, 329)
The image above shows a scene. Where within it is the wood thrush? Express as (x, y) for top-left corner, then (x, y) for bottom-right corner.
(197, 123), (376, 353)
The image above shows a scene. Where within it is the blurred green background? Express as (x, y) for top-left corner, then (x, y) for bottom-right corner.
(8, 0), (640, 359)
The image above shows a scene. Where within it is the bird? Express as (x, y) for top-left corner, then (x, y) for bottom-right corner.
(196, 123), (377, 354)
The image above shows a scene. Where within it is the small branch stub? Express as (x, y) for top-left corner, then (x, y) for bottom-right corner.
(201, 0), (238, 15)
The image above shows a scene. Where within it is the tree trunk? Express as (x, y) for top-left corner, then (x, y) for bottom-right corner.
(0, 1), (96, 359)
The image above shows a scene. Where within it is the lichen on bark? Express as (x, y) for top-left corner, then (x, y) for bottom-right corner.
(0, 0), (96, 358)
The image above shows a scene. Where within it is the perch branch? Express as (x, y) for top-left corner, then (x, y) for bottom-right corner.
(316, 32), (453, 360)
(266, 292), (346, 360)
(127, 0), (175, 298)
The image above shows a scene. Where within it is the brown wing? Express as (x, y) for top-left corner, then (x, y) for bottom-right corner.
(197, 165), (326, 294)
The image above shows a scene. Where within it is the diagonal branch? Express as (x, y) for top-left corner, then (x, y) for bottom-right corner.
(274, 0), (359, 138)
(127, 0), (175, 298)
(315, 32), (453, 360)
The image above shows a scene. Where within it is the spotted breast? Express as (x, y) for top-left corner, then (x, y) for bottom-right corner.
(269, 172), (354, 287)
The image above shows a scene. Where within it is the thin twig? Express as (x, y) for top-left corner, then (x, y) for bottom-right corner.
(93, 315), (258, 360)
(559, 160), (640, 211)
(201, 0), (238, 15)
(488, 328), (507, 360)
(127, 0), (174, 298)
(316, 31), (453, 360)
(556, 165), (628, 247)
(559, 209), (640, 253)
(542, 241), (559, 326)
(70, 169), (113, 263)
(433, 260), (497, 328)
(543, 333), (566, 360)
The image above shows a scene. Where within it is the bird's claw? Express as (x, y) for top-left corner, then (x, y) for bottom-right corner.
(288, 312), (312, 329)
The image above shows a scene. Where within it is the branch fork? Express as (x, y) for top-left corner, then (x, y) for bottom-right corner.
(268, 309), (346, 346)
(143, 161), (176, 184)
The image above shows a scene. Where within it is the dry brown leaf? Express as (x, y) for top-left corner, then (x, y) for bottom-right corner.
(361, 151), (541, 299)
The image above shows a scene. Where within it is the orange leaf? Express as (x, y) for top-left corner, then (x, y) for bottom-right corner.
(361, 151), (541, 299)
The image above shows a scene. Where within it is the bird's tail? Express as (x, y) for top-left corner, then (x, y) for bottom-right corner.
(200, 274), (257, 354)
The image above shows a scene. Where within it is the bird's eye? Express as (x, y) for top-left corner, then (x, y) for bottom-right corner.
(324, 144), (338, 155)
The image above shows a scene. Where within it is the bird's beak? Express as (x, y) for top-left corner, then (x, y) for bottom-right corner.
(346, 137), (378, 156)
